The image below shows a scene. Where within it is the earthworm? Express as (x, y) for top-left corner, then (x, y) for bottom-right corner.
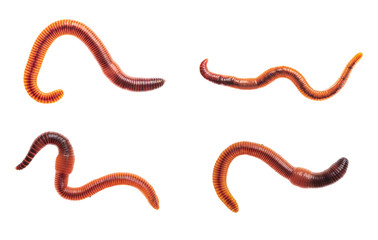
(200, 53), (362, 100)
(15, 132), (159, 209)
(24, 19), (165, 104)
(213, 141), (348, 212)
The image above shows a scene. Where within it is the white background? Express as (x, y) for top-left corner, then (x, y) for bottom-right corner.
(0, 0), (376, 239)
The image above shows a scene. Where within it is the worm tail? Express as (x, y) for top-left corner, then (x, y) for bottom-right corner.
(213, 142), (348, 212)
(15, 132), (75, 174)
(200, 59), (221, 84)
(290, 53), (363, 100)
(55, 172), (159, 209)
(15, 133), (48, 170)
(290, 158), (348, 188)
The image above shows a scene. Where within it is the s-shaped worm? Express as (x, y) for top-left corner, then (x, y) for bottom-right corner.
(15, 132), (159, 209)
(24, 19), (165, 104)
(213, 142), (348, 212)
(200, 53), (362, 100)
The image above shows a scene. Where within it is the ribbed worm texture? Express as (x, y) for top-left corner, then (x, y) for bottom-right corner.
(213, 142), (348, 212)
(16, 132), (159, 209)
(24, 19), (165, 104)
(200, 53), (362, 100)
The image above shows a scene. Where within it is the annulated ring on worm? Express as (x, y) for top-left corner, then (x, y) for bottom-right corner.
(200, 53), (362, 100)
(24, 19), (165, 104)
(213, 141), (348, 212)
(16, 131), (159, 209)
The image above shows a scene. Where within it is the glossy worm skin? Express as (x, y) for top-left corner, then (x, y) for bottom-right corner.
(24, 19), (165, 103)
(200, 53), (362, 100)
(15, 132), (159, 209)
(213, 142), (348, 212)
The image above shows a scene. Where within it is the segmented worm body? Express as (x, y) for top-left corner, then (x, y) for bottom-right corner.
(16, 132), (159, 209)
(213, 142), (348, 212)
(24, 19), (165, 103)
(200, 53), (362, 100)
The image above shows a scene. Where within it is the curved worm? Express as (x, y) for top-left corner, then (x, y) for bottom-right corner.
(200, 53), (362, 100)
(213, 141), (348, 212)
(15, 132), (159, 209)
(24, 19), (165, 104)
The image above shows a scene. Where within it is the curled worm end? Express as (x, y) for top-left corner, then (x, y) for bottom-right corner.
(30, 89), (64, 104)
(216, 192), (239, 213)
(200, 58), (220, 85)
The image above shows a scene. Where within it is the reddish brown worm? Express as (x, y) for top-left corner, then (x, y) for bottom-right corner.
(213, 141), (348, 212)
(24, 19), (165, 104)
(15, 132), (159, 209)
(200, 53), (362, 100)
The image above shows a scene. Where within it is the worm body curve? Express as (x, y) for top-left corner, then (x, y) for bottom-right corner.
(213, 141), (348, 212)
(24, 19), (165, 103)
(200, 53), (362, 100)
(16, 132), (159, 209)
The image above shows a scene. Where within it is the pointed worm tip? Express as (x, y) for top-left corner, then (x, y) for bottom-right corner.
(226, 202), (239, 213)
(152, 202), (160, 210)
(232, 208), (239, 213)
(201, 58), (209, 64)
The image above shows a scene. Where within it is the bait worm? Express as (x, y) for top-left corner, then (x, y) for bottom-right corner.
(213, 141), (348, 212)
(200, 53), (362, 100)
(15, 132), (159, 209)
(24, 19), (165, 103)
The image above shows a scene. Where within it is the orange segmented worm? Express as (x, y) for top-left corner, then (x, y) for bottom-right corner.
(200, 53), (362, 100)
(24, 19), (165, 103)
(213, 142), (348, 212)
(15, 132), (159, 209)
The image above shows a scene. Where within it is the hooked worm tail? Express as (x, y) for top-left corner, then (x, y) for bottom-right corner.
(213, 142), (348, 212)
(200, 53), (362, 100)
(24, 19), (165, 104)
(15, 132), (159, 209)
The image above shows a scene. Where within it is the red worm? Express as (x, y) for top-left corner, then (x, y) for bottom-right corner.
(15, 132), (159, 209)
(213, 141), (348, 212)
(24, 19), (165, 104)
(200, 53), (362, 100)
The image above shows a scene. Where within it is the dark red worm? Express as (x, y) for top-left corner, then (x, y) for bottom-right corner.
(24, 19), (165, 104)
(200, 53), (362, 100)
(15, 132), (159, 209)
(213, 141), (348, 212)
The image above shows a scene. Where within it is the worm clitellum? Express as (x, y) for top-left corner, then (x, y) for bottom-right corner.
(24, 19), (165, 104)
(213, 141), (348, 212)
(15, 132), (159, 209)
(200, 53), (362, 100)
